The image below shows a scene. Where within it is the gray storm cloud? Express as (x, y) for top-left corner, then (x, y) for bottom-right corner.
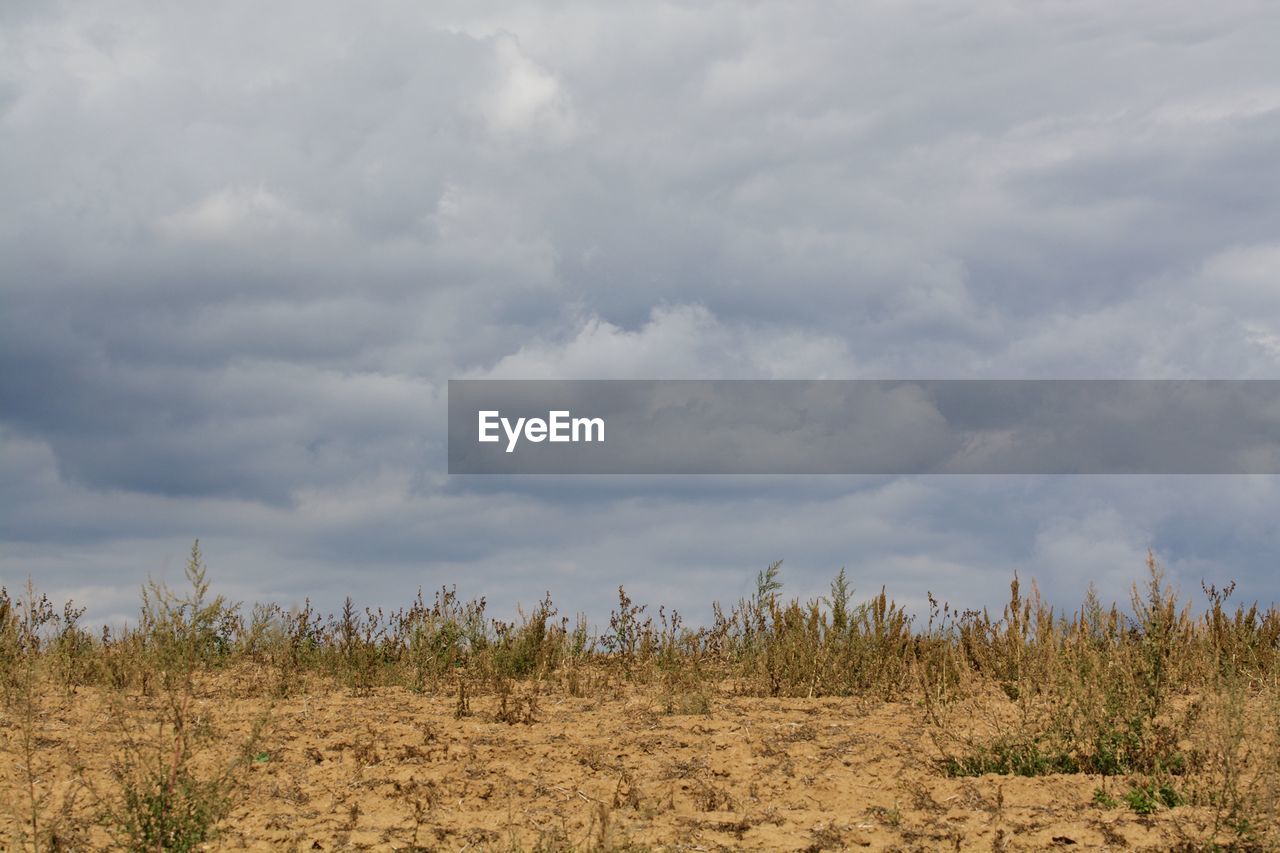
(2, 0), (1280, 623)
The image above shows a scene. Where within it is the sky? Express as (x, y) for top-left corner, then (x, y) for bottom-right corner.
(3, 0), (1280, 628)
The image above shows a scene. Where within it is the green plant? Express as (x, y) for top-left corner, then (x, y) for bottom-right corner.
(101, 659), (268, 852)
(604, 586), (648, 673)
(2, 582), (54, 850)
(139, 541), (238, 694)
(109, 725), (231, 851)
(1122, 779), (1181, 815)
(97, 541), (265, 851)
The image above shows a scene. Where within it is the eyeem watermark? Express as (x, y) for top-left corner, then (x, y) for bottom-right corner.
(478, 410), (605, 453)
(449, 379), (1280, 474)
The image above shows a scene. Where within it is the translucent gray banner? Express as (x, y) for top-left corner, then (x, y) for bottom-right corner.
(447, 380), (1280, 474)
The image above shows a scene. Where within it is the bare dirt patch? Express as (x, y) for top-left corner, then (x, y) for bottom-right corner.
(0, 675), (1231, 851)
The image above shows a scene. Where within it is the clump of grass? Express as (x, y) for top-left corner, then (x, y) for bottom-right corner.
(94, 541), (266, 851)
(2, 582), (53, 849)
(138, 541), (240, 693)
(943, 736), (1080, 777)
(493, 681), (540, 725)
(1090, 780), (1181, 816)
(104, 704), (235, 851)
(1, 581), (93, 849)
(1092, 786), (1118, 809)
(1122, 779), (1182, 815)
(662, 684), (711, 716)
(933, 556), (1200, 783)
(706, 562), (917, 699)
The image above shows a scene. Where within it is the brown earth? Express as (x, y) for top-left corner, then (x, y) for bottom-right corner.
(0, 673), (1227, 851)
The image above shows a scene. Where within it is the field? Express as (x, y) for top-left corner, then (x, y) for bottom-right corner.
(3, 546), (1280, 851)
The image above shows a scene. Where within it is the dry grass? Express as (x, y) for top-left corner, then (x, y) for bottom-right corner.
(3, 545), (1280, 850)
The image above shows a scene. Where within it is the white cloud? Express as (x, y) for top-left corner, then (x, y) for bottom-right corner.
(156, 185), (329, 244)
(478, 33), (579, 141)
(1032, 508), (1153, 598)
(479, 304), (859, 379)
(1201, 243), (1280, 301)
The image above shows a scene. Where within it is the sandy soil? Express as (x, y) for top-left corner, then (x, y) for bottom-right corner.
(0, 674), (1230, 851)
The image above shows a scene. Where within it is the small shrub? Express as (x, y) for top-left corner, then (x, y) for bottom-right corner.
(1122, 780), (1181, 815)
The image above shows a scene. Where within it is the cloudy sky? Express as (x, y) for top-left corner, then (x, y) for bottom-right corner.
(3, 0), (1280, 627)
